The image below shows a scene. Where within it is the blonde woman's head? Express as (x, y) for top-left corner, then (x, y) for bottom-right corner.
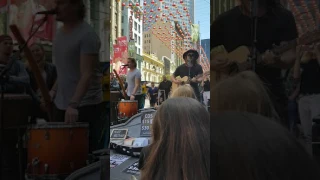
(212, 71), (279, 120)
(170, 84), (197, 100)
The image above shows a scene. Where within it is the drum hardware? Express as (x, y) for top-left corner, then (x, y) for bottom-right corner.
(70, 162), (74, 170)
(34, 143), (40, 149)
(70, 129), (74, 139)
(44, 164), (49, 174)
(44, 130), (50, 140)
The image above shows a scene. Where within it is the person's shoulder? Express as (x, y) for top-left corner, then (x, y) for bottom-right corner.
(273, 7), (295, 19)
(81, 22), (98, 35)
(177, 64), (185, 69)
(214, 6), (241, 23)
(195, 63), (203, 69)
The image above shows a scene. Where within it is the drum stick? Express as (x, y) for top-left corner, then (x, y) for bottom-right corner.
(113, 69), (128, 99)
(10, 25), (53, 121)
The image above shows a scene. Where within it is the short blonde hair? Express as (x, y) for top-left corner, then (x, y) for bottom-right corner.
(212, 71), (279, 120)
(170, 84), (197, 100)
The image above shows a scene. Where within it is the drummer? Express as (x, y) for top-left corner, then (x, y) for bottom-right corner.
(0, 34), (30, 93)
(126, 58), (143, 109)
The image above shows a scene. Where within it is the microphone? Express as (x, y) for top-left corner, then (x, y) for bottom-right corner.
(122, 64), (129, 67)
(36, 9), (57, 15)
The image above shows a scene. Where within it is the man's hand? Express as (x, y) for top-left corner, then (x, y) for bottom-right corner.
(174, 79), (182, 85)
(40, 90), (56, 112)
(130, 95), (135, 100)
(190, 77), (197, 83)
(261, 50), (276, 65)
(211, 56), (233, 73)
(237, 61), (252, 72)
(65, 106), (79, 123)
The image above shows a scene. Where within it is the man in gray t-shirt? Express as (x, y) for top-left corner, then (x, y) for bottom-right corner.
(50, 0), (105, 152)
(126, 58), (144, 109)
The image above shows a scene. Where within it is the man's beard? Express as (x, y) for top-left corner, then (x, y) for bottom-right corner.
(187, 58), (194, 67)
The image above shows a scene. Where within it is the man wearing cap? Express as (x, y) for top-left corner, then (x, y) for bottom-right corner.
(171, 49), (203, 101)
(0, 35), (29, 93)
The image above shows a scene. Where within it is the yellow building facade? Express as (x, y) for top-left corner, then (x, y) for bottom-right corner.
(142, 53), (165, 83)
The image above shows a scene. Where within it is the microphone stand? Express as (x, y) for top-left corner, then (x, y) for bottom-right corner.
(0, 15), (48, 180)
(248, 0), (259, 72)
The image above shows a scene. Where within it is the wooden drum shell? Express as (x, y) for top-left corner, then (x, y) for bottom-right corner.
(26, 123), (89, 176)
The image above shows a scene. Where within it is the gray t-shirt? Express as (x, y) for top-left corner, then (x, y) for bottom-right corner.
(126, 69), (142, 96)
(53, 22), (102, 110)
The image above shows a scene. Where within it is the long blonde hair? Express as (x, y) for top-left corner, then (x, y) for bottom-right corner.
(212, 71), (279, 120)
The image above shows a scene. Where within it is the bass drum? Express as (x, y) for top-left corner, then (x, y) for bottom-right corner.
(65, 155), (109, 180)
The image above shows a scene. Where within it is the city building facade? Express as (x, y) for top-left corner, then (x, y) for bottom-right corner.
(143, 20), (185, 75)
(121, 1), (143, 56)
(201, 38), (210, 61)
(142, 53), (164, 82)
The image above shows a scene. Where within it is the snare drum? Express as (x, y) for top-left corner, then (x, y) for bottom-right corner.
(118, 100), (138, 119)
(26, 122), (89, 178)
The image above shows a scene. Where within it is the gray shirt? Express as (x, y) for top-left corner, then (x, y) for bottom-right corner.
(53, 22), (102, 110)
(126, 69), (142, 96)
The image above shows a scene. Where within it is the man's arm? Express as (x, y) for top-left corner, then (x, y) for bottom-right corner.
(270, 11), (298, 69)
(211, 17), (235, 72)
(69, 54), (97, 105)
(293, 47), (302, 80)
(131, 76), (141, 96)
(69, 32), (101, 106)
(9, 62), (30, 85)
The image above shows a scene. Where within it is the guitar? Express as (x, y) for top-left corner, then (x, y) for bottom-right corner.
(211, 29), (320, 85)
(172, 71), (210, 92)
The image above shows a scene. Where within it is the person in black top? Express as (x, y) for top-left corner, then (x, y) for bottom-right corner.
(26, 43), (57, 121)
(201, 75), (210, 107)
(211, 0), (297, 126)
(294, 45), (320, 155)
(158, 75), (172, 102)
(171, 49), (203, 101)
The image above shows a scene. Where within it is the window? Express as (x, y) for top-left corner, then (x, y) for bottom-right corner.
(138, 36), (141, 45)
(138, 25), (141, 33)
(134, 34), (137, 42)
(138, 48), (140, 54)
(121, 16), (124, 23)
(121, 29), (124, 36)
(134, 22), (137, 30)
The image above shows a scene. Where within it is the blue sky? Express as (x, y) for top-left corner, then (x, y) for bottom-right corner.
(194, 0), (210, 40)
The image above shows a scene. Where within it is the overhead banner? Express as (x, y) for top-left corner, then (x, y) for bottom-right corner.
(0, 0), (7, 12)
(128, 40), (135, 58)
(117, 36), (128, 52)
(191, 24), (200, 43)
(8, 0), (55, 43)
